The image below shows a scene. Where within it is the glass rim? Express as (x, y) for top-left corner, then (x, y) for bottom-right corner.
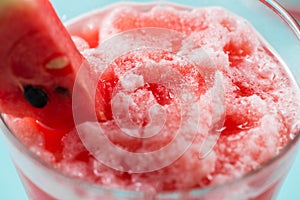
(1, 0), (300, 198)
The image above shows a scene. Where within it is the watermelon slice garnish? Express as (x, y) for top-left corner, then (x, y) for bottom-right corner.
(0, 0), (84, 130)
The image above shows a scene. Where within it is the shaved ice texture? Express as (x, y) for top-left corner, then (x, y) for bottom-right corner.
(5, 2), (300, 193)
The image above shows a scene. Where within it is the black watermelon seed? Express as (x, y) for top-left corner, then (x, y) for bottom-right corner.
(54, 86), (70, 96)
(24, 85), (49, 108)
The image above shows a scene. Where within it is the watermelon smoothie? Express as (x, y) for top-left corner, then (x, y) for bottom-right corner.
(1, 0), (300, 200)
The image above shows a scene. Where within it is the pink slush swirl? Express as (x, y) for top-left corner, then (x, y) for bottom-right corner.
(72, 28), (225, 173)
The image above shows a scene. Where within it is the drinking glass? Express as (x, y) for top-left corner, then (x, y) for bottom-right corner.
(277, 0), (300, 20)
(1, 0), (300, 199)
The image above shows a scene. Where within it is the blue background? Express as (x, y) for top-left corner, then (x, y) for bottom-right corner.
(0, 0), (300, 199)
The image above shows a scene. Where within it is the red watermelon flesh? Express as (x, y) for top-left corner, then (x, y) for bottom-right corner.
(0, 0), (83, 130)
